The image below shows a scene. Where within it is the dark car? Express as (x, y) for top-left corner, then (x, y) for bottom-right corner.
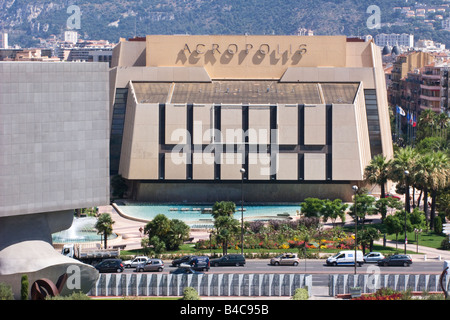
(183, 256), (210, 271)
(377, 254), (412, 267)
(170, 267), (204, 275)
(171, 255), (195, 267)
(95, 259), (124, 273)
(210, 254), (246, 267)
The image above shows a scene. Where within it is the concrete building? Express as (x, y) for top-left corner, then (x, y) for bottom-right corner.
(0, 62), (110, 299)
(375, 33), (414, 48)
(109, 35), (393, 203)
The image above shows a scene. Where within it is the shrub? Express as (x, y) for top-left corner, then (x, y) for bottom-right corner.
(182, 287), (200, 300)
(0, 283), (14, 300)
(292, 288), (309, 300)
(435, 216), (443, 234)
(21, 274), (28, 300)
(46, 291), (91, 300)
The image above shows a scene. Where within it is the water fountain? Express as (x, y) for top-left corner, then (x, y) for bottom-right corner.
(52, 216), (117, 243)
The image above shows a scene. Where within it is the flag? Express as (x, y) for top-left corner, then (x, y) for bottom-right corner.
(396, 106), (406, 116)
(412, 114), (417, 127)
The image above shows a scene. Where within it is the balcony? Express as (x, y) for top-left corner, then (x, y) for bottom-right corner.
(422, 73), (441, 80)
(420, 94), (441, 102)
(420, 84), (441, 90)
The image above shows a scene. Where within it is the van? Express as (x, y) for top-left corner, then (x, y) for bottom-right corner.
(326, 250), (364, 266)
(211, 254), (246, 267)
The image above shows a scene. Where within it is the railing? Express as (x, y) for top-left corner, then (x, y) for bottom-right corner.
(329, 274), (449, 297)
(89, 273), (312, 297)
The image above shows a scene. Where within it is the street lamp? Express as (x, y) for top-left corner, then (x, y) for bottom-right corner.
(414, 228), (422, 253)
(404, 170), (409, 254)
(240, 168), (245, 256)
(352, 185), (358, 275)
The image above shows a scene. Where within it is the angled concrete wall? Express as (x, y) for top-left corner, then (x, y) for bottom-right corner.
(89, 273), (312, 297)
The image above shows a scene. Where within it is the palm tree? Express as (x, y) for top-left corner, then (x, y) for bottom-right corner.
(94, 213), (115, 249)
(436, 113), (450, 140)
(428, 151), (450, 229)
(364, 154), (392, 199)
(417, 109), (437, 140)
(413, 153), (433, 225)
(388, 146), (418, 213)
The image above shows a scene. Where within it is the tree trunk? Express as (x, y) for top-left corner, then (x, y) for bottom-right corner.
(423, 187), (429, 226)
(430, 190), (437, 231)
(380, 183), (386, 199)
(417, 190), (423, 208)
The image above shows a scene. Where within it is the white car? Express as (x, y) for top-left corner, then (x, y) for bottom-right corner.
(123, 256), (149, 268)
(363, 252), (385, 263)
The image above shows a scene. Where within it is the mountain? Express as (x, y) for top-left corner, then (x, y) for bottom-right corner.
(0, 0), (449, 48)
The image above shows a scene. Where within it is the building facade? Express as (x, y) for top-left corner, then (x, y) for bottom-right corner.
(0, 62), (110, 298)
(375, 33), (414, 48)
(110, 35), (393, 203)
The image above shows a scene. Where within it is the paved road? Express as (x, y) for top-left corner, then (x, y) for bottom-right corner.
(121, 259), (447, 274)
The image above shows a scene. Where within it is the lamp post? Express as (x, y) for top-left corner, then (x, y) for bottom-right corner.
(404, 170), (409, 254)
(352, 185), (358, 275)
(240, 168), (245, 256)
(414, 228), (422, 253)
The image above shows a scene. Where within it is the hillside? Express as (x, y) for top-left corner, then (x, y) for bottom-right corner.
(0, 0), (449, 47)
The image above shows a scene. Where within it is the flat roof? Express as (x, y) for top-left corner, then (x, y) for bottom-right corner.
(131, 81), (360, 105)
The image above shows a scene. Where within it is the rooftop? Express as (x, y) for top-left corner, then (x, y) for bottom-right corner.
(131, 81), (360, 105)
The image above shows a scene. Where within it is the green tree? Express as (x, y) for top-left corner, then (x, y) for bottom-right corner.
(427, 151), (450, 230)
(21, 274), (28, 300)
(374, 197), (402, 222)
(211, 201), (236, 219)
(364, 154), (392, 198)
(94, 213), (115, 249)
(437, 191), (450, 221)
(389, 146), (417, 213)
(349, 194), (376, 226)
(413, 153), (434, 223)
(300, 198), (324, 218)
(409, 207), (427, 231)
(321, 199), (348, 226)
(214, 215), (240, 255)
(358, 227), (381, 254)
(144, 214), (190, 252)
(384, 214), (403, 250)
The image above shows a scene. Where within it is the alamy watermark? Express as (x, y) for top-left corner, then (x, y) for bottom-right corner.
(67, 5), (81, 30)
(366, 5), (381, 30)
(169, 125), (280, 176)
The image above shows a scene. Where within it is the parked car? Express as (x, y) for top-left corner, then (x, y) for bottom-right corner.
(210, 254), (246, 267)
(377, 254), (412, 267)
(363, 252), (385, 263)
(270, 253), (300, 266)
(170, 267), (204, 275)
(326, 250), (364, 267)
(180, 256), (210, 271)
(136, 258), (164, 272)
(95, 259), (124, 273)
(123, 256), (149, 268)
(171, 255), (195, 267)
(384, 193), (401, 200)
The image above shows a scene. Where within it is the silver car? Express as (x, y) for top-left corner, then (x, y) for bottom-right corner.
(136, 258), (164, 272)
(363, 252), (385, 263)
(270, 253), (300, 266)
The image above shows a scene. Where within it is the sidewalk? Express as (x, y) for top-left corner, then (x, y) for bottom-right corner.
(374, 239), (450, 262)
